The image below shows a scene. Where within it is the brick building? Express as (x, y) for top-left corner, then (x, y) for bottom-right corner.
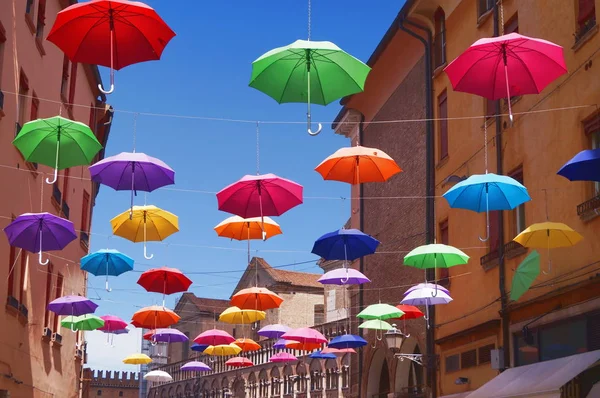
(82, 369), (140, 398)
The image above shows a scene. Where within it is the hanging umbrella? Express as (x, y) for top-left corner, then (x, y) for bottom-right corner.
(123, 353), (152, 365)
(4, 212), (77, 265)
(318, 267), (371, 285)
(190, 343), (209, 352)
(404, 283), (450, 296)
(111, 205), (179, 260)
(216, 174), (303, 240)
(131, 305), (180, 329)
(144, 370), (172, 383)
(328, 334), (367, 349)
(219, 306), (266, 325)
(404, 243), (469, 293)
(312, 228), (380, 262)
(281, 327), (327, 345)
(81, 249), (134, 291)
(143, 330), (156, 341)
(315, 145), (402, 184)
(89, 152), (175, 216)
(510, 250), (541, 301)
(233, 338), (261, 352)
(322, 347), (356, 355)
(258, 324), (291, 339)
(357, 303), (404, 320)
(442, 173), (530, 242)
(12, 116), (102, 184)
(394, 305), (425, 320)
(273, 339), (295, 349)
(153, 328), (189, 344)
(97, 315), (128, 332)
(444, 33), (567, 121)
(401, 287), (453, 328)
(194, 329), (235, 346)
(358, 320), (393, 331)
(105, 328), (128, 335)
(513, 222), (583, 274)
(270, 352), (298, 362)
(204, 344), (242, 357)
(215, 216), (283, 262)
(557, 148), (600, 182)
(137, 266), (192, 306)
(286, 341), (323, 351)
(249, 39), (371, 135)
(47, 295), (98, 316)
(180, 361), (211, 372)
(309, 351), (337, 360)
(226, 357), (254, 368)
(61, 315), (104, 331)
(47, 0), (176, 94)
(230, 287), (283, 311)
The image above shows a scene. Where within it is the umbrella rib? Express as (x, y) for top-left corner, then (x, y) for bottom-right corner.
(310, 52), (365, 103)
(277, 57), (309, 104)
(71, 17), (110, 63)
(308, 52), (328, 104)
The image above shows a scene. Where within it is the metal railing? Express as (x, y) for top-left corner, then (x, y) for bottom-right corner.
(577, 194), (600, 216)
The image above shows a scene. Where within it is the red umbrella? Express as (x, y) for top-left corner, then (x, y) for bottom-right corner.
(444, 33), (567, 121)
(137, 266), (192, 306)
(47, 0), (175, 94)
(143, 329), (155, 341)
(225, 357), (253, 368)
(394, 305), (424, 320)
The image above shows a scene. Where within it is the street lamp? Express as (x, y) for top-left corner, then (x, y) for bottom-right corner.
(385, 324), (426, 366)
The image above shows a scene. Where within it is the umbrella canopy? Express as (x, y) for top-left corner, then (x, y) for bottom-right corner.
(4, 212), (77, 265)
(47, 295), (98, 316)
(510, 251), (541, 301)
(557, 148), (600, 182)
(219, 306), (266, 324)
(104, 328), (128, 335)
(513, 222), (583, 248)
(233, 338), (261, 352)
(80, 249), (134, 291)
(404, 283), (450, 296)
(123, 353), (152, 365)
(258, 325), (291, 339)
(180, 361), (211, 372)
(358, 320), (393, 331)
(286, 341), (322, 351)
(194, 329), (235, 346)
(98, 315), (128, 332)
(143, 330), (156, 341)
(328, 334), (367, 349)
(204, 344), (242, 357)
(315, 145), (402, 184)
(318, 267), (371, 285)
(61, 315), (104, 331)
(281, 328), (327, 345)
(131, 305), (180, 329)
(312, 229), (380, 262)
(401, 288), (453, 306)
(144, 370), (172, 383)
(12, 116), (102, 183)
(270, 352), (298, 362)
(137, 266), (192, 295)
(403, 244), (469, 269)
(309, 351), (337, 360)
(357, 303), (404, 320)
(214, 216), (282, 240)
(226, 357), (254, 368)
(230, 287), (283, 311)
(190, 343), (209, 352)
(273, 339), (294, 349)
(153, 328), (189, 343)
(393, 305), (425, 320)
(322, 347), (356, 355)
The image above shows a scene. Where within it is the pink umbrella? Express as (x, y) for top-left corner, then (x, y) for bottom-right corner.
(444, 33), (567, 122)
(322, 347), (356, 355)
(282, 327), (327, 346)
(97, 315), (127, 346)
(193, 329), (235, 346)
(226, 356), (254, 368)
(270, 352), (298, 362)
(216, 174), (303, 240)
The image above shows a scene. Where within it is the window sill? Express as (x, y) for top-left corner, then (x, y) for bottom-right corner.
(572, 24), (599, 52)
(24, 14), (36, 35)
(480, 241), (527, 270)
(477, 9), (494, 28)
(436, 156), (449, 170)
(35, 36), (46, 56)
(433, 63), (447, 79)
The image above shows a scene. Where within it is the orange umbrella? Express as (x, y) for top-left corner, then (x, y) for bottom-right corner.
(230, 287), (283, 311)
(315, 145), (402, 184)
(132, 305), (180, 329)
(233, 338), (261, 352)
(214, 216), (282, 241)
(286, 341), (322, 351)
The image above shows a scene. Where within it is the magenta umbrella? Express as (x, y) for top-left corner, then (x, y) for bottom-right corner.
(216, 173), (303, 240)
(444, 33), (567, 121)
(281, 327), (327, 346)
(270, 352), (298, 363)
(193, 329), (235, 346)
(98, 315), (128, 346)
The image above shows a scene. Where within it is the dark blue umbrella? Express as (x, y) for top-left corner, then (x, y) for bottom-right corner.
(80, 249), (134, 292)
(557, 149), (600, 182)
(191, 343), (209, 352)
(328, 334), (367, 349)
(311, 229), (380, 261)
(309, 350), (337, 359)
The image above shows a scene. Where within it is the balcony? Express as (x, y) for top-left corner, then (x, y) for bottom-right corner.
(574, 15), (597, 47)
(577, 194), (600, 222)
(480, 241), (527, 270)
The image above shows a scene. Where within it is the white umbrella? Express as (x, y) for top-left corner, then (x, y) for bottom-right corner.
(401, 287), (453, 328)
(143, 370), (172, 382)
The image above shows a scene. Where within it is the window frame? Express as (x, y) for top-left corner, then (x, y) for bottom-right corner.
(17, 69), (30, 133)
(438, 219), (450, 287)
(586, 115), (600, 195)
(438, 90), (449, 161)
(509, 166), (526, 237)
(477, 0), (494, 18)
(60, 55), (70, 102)
(52, 273), (64, 332)
(434, 8), (447, 68)
(504, 13), (519, 34)
(44, 263), (53, 327)
(35, 0), (46, 40)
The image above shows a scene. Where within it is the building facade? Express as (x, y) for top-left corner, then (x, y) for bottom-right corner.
(0, 1), (113, 397)
(83, 369), (140, 398)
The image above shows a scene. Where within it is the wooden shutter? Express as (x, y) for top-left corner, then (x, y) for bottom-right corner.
(489, 210), (500, 252)
(81, 191), (90, 232)
(30, 94), (39, 121)
(585, 115), (600, 136)
(18, 251), (27, 303)
(68, 62), (78, 105)
(44, 263), (53, 327)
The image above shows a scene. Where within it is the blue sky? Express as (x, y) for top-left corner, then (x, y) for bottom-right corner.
(85, 0), (402, 371)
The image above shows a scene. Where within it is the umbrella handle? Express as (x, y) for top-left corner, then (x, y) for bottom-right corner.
(143, 222), (154, 260)
(38, 250), (49, 266)
(105, 279), (112, 293)
(45, 168), (58, 185)
(98, 28), (115, 95)
(479, 189), (490, 242)
(306, 67), (322, 136)
(45, 136), (60, 184)
(340, 268), (350, 284)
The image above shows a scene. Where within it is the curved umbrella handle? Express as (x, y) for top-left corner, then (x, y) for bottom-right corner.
(98, 27), (115, 95)
(45, 168), (58, 184)
(306, 66), (322, 136)
(98, 83), (115, 95)
(45, 137), (60, 185)
(39, 250), (49, 266)
(308, 122), (322, 136)
(340, 268), (350, 284)
(105, 279), (112, 292)
(143, 222), (154, 260)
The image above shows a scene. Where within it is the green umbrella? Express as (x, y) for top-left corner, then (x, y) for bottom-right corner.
(357, 303), (404, 320)
(403, 244), (470, 269)
(249, 39), (371, 135)
(358, 319), (393, 331)
(13, 116), (102, 184)
(510, 250), (540, 301)
(61, 314), (104, 331)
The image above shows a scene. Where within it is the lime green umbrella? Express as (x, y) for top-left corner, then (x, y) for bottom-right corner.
(61, 314), (105, 331)
(249, 39), (371, 135)
(510, 250), (540, 301)
(13, 116), (102, 184)
(404, 244), (470, 269)
(357, 303), (404, 320)
(358, 320), (393, 331)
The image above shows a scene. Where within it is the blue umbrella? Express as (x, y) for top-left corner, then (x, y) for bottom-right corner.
(328, 334), (367, 349)
(309, 350), (337, 360)
(80, 249), (134, 292)
(311, 229), (380, 261)
(191, 343), (209, 352)
(442, 173), (530, 242)
(557, 149), (600, 182)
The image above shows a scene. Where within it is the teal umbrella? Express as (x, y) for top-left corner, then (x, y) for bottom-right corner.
(249, 39), (371, 135)
(510, 250), (540, 301)
(12, 116), (102, 184)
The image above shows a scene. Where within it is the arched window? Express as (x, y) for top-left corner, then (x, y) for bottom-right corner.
(97, 391), (102, 396)
(119, 392), (123, 397)
(434, 8), (446, 68)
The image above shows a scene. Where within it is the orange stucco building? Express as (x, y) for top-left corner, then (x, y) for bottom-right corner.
(0, 1), (113, 397)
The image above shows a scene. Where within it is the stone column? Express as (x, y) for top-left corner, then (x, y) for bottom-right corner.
(337, 369), (342, 398)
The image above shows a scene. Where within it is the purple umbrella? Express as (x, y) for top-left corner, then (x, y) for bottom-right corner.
(273, 338), (295, 349)
(269, 352), (298, 362)
(404, 283), (449, 296)
(180, 361), (211, 372)
(4, 212), (76, 265)
(153, 328), (188, 344)
(318, 267), (370, 285)
(89, 152), (175, 216)
(47, 295), (98, 316)
(401, 287), (453, 328)
(103, 328), (129, 335)
(258, 324), (291, 339)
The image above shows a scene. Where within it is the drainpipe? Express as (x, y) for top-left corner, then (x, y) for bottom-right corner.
(357, 111), (365, 397)
(398, 18), (436, 398)
(493, 2), (510, 372)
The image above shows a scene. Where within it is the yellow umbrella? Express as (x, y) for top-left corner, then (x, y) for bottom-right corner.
(513, 222), (583, 274)
(204, 343), (242, 356)
(111, 205), (179, 260)
(123, 353), (152, 365)
(214, 216), (282, 262)
(219, 306), (266, 324)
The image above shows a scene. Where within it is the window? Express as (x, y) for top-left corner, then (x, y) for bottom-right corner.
(52, 273), (64, 332)
(461, 349), (477, 368)
(577, 0), (596, 32)
(81, 191), (90, 245)
(18, 250), (27, 304)
(445, 354), (459, 373)
(60, 55), (70, 101)
(504, 13), (519, 34)
(68, 61), (78, 106)
(62, 168), (70, 204)
(477, 0), (494, 18)
(438, 220), (450, 287)
(7, 226), (16, 298)
(314, 304), (325, 325)
(30, 93), (39, 121)
(89, 104), (96, 133)
(0, 22), (6, 95)
(119, 392), (123, 397)
(17, 70), (30, 135)
(44, 263), (53, 327)
(97, 391), (102, 396)
(438, 90), (448, 160)
(26, 0), (35, 16)
(509, 167), (526, 236)
(586, 115), (600, 194)
(36, 0), (46, 39)
(434, 8), (446, 68)
(478, 344), (495, 364)
(488, 210), (500, 253)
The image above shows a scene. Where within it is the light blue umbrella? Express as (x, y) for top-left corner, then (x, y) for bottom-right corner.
(442, 173), (530, 241)
(80, 249), (134, 292)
